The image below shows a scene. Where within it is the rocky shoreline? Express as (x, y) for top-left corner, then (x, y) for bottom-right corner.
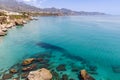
(0, 16), (32, 36)
(0, 10), (36, 37)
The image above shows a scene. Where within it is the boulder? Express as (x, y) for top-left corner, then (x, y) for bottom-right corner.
(0, 30), (7, 36)
(80, 69), (95, 80)
(21, 73), (29, 79)
(22, 58), (35, 66)
(5, 24), (12, 28)
(10, 69), (17, 73)
(27, 68), (52, 80)
(15, 20), (24, 26)
(2, 74), (13, 79)
(1, 28), (8, 32)
(22, 64), (37, 72)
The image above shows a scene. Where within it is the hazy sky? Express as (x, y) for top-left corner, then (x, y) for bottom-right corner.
(18, 0), (120, 15)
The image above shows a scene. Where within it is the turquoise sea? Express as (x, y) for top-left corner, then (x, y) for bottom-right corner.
(0, 16), (120, 80)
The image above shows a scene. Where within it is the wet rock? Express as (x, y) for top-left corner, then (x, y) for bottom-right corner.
(1, 28), (8, 32)
(10, 69), (17, 73)
(56, 64), (66, 71)
(22, 58), (35, 66)
(21, 73), (29, 79)
(22, 64), (37, 72)
(28, 68), (52, 80)
(15, 20), (24, 26)
(2, 74), (13, 79)
(61, 74), (68, 80)
(79, 69), (95, 80)
(0, 30), (7, 36)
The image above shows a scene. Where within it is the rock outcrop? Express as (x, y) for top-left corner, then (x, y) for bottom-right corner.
(27, 68), (52, 80)
(22, 58), (35, 66)
(80, 69), (95, 80)
(0, 29), (7, 36)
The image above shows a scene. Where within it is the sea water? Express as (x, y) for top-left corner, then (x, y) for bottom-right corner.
(0, 16), (120, 80)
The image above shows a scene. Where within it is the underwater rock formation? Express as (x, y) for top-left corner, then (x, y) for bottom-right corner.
(56, 64), (66, 71)
(79, 69), (95, 80)
(27, 68), (52, 80)
(22, 64), (37, 72)
(112, 65), (120, 73)
(36, 42), (69, 54)
(2, 73), (13, 79)
(10, 69), (17, 73)
(22, 58), (35, 66)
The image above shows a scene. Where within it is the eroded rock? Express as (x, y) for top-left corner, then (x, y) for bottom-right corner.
(2, 74), (13, 79)
(27, 68), (52, 80)
(79, 69), (95, 80)
(10, 69), (17, 73)
(22, 58), (35, 66)
(22, 64), (37, 72)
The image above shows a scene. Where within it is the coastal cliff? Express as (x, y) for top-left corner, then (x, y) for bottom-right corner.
(0, 10), (32, 36)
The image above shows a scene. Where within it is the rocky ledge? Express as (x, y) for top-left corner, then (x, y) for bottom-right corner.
(0, 18), (32, 36)
(0, 11), (36, 37)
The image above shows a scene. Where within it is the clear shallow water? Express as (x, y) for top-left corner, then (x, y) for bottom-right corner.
(0, 16), (120, 80)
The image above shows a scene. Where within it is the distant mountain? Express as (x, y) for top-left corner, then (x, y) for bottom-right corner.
(40, 8), (106, 15)
(0, 0), (41, 12)
(0, 0), (106, 15)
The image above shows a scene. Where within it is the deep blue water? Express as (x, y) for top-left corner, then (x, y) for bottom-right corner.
(0, 16), (120, 80)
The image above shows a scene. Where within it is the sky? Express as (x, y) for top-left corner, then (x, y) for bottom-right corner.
(18, 0), (120, 15)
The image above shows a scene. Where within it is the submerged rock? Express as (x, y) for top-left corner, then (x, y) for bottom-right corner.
(79, 69), (95, 80)
(21, 72), (29, 79)
(10, 69), (17, 73)
(28, 68), (52, 80)
(22, 58), (35, 66)
(112, 65), (120, 73)
(2, 74), (13, 79)
(56, 64), (66, 71)
(22, 64), (37, 72)
(61, 74), (68, 80)
(0, 30), (7, 36)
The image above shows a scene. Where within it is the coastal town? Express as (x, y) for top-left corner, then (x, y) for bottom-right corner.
(0, 9), (32, 36)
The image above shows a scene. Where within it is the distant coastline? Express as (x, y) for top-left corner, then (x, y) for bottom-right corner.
(0, 0), (106, 16)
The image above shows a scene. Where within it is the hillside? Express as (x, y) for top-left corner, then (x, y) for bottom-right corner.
(0, 0), (41, 12)
(0, 0), (106, 15)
